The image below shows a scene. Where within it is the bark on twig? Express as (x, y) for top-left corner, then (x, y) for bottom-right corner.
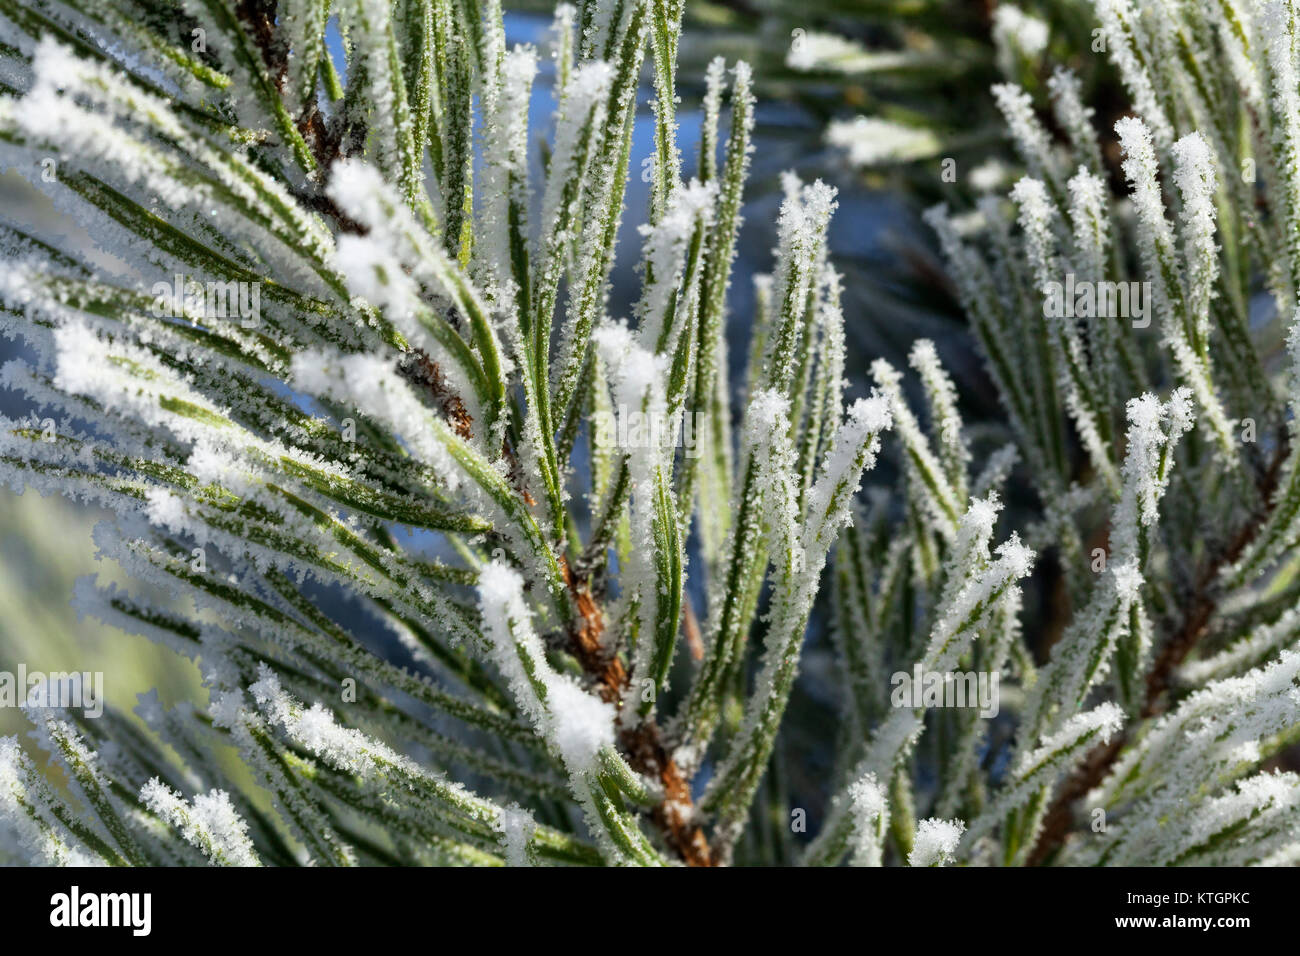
(1027, 436), (1289, 865)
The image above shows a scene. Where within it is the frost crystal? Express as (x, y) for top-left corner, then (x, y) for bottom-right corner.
(140, 780), (260, 867)
(1, 0), (1298, 874)
(909, 819), (966, 867)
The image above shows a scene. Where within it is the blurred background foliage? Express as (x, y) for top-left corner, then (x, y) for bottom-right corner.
(0, 176), (200, 747)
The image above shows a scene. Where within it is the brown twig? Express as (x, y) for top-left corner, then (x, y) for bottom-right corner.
(621, 720), (715, 867)
(558, 560), (714, 866)
(399, 349), (475, 441)
(234, 0), (284, 82)
(684, 597), (704, 661)
(560, 559), (625, 701)
(1026, 435), (1289, 865)
(502, 437), (537, 507)
(235, 0), (368, 227)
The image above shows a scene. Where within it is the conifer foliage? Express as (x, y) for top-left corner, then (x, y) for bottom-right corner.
(0, 0), (1298, 867)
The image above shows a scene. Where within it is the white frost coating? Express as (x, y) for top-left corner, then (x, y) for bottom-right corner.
(52, 321), (224, 447)
(186, 439), (254, 497)
(279, 0), (327, 113)
(1093, 649), (1300, 813)
(942, 493), (1001, 590)
(1048, 68), (1102, 173)
(1205, 0), (1263, 110)
(825, 117), (940, 168)
(1170, 132), (1219, 349)
(1117, 118), (1235, 460)
(838, 394), (893, 452)
(847, 772), (888, 867)
(968, 158), (1010, 193)
(1067, 166), (1110, 279)
(921, 206), (1043, 469)
(327, 161), (492, 426)
(290, 350), (461, 488)
(1166, 386), (1195, 436)
(207, 689), (247, 732)
(746, 388), (792, 436)
(476, 560), (547, 725)
(994, 85), (1059, 192)
(545, 678), (620, 774)
(478, 45), (538, 304)
(744, 386), (801, 577)
(925, 522), (1035, 673)
(578, 0), (616, 59)
(811, 502), (1033, 865)
(328, 160), (400, 237)
(539, 60), (613, 244)
(1120, 391), (1193, 574)
(1009, 176), (1055, 281)
(1262, 1), (1300, 293)
(958, 532), (1033, 625)
(1149, 772), (1300, 866)
(786, 31), (870, 73)
(140, 779), (261, 866)
(242, 667), (520, 866)
(331, 228), (484, 420)
(144, 487), (191, 536)
(703, 375), (892, 844)
(909, 339), (969, 486)
(908, 818), (965, 867)
(334, 233), (420, 315)
(20, 709), (123, 852)
(493, 803), (537, 867)
(1179, 605), (1300, 686)
(9, 0), (1296, 874)
(1094, 0), (1174, 148)
(338, 0), (408, 186)
(801, 393), (891, 554)
(1012, 174), (1118, 493)
(635, 179), (717, 353)
(593, 324), (679, 720)
(476, 561), (615, 776)
(1016, 702), (1124, 779)
(992, 5), (1049, 71)
(595, 324), (667, 427)
(1081, 658), (1300, 868)
(17, 39), (334, 294)
(762, 178), (838, 392)
(1116, 117), (1176, 276)
(1020, 389), (1193, 743)
(963, 702), (1125, 849)
(15, 43), (190, 209)
(1121, 394), (1173, 534)
(0, 736), (100, 865)
(972, 443), (1020, 499)
(871, 357), (961, 539)
(251, 669), (413, 777)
